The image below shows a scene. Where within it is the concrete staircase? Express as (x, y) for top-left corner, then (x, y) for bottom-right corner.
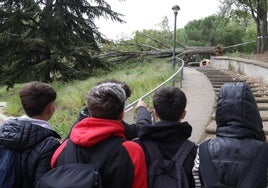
(196, 66), (268, 141)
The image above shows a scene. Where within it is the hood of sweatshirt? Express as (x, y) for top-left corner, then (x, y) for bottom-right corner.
(70, 117), (126, 147)
(216, 82), (263, 140)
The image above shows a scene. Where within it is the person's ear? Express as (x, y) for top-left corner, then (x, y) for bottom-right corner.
(179, 110), (186, 121)
(47, 102), (55, 117)
(119, 111), (124, 120)
(154, 110), (159, 120)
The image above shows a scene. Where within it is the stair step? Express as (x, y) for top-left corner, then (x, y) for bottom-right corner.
(206, 75), (232, 78)
(251, 88), (268, 92)
(257, 103), (268, 109)
(260, 111), (268, 119)
(255, 98), (268, 103)
(210, 78), (248, 82)
(205, 121), (216, 134)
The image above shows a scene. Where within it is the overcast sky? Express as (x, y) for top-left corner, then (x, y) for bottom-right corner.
(96, 0), (221, 40)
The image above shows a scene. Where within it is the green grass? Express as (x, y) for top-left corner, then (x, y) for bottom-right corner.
(0, 58), (175, 138)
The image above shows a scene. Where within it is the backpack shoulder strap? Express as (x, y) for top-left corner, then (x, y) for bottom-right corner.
(173, 140), (195, 165)
(142, 140), (164, 161)
(0, 145), (21, 188)
(172, 140), (196, 188)
(237, 142), (268, 188)
(64, 139), (78, 164)
(199, 139), (220, 188)
(64, 136), (124, 168)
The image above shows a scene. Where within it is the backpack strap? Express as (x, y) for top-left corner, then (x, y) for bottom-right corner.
(142, 140), (164, 161)
(173, 140), (196, 188)
(199, 139), (220, 188)
(173, 140), (195, 165)
(64, 139), (77, 164)
(64, 136), (123, 169)
(237, 142), (268, 188)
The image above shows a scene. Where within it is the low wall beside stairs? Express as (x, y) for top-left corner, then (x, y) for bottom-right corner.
(211, 56), (268, 84)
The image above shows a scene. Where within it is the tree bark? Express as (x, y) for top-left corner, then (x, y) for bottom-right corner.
(250, 0), (267, 53)
(100, 45), (223, 62)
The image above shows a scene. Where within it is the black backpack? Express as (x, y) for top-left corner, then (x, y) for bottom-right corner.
(36, 137), (123, 188)
(199, 139), (268, 188)
(0, 145), (21, 188)
(143, 140), (195, 188)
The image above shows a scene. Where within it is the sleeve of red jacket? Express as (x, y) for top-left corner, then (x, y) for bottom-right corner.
(123, 141), (148, 188)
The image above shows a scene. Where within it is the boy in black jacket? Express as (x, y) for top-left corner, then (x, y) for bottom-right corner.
(137, 86), (197, 188)
(0, 81), (61, 188)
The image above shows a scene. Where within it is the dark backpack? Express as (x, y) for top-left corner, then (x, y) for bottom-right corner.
(199, 140), (268, 188)
(143, 140), (195, 188)
(0, 145), (21, 188)
(36, 137), (123, 188)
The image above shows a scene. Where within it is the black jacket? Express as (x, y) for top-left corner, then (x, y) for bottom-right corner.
(202, 82), (268, 187)
(0, 117), (61, 188)
(137, 120), (197, 187)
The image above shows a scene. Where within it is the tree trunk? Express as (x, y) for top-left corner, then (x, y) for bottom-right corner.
(256, 1), (267, 53)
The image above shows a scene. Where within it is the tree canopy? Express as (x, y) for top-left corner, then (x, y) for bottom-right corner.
(219, 0), (267, 53)
(0, 0), (124, 89)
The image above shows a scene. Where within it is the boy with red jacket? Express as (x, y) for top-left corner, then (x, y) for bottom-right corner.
(51, 82), (148, 188)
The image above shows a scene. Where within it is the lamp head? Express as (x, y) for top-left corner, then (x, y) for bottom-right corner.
(172, 5), (180, 13)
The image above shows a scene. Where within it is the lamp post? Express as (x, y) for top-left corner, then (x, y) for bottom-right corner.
(172, 5), (180, 70)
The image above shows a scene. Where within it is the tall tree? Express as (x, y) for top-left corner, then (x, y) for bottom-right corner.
(0, 0), (124, 89)
(219, 0), (267, 53)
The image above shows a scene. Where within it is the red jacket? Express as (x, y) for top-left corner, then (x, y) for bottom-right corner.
(51, 117), (147, 188)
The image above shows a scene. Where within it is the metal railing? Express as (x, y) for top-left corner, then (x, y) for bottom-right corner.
(124, 57), (184, 112)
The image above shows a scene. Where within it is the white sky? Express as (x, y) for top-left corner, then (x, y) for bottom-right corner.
(96, 0), (221, 40)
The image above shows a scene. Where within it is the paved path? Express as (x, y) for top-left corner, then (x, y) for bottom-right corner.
(180, 67), (215, 143)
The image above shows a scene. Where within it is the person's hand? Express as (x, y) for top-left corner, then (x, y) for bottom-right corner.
(135, 100), (148, 109)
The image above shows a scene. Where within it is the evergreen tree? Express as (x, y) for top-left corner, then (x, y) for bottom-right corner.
(0, 0), (124, 88)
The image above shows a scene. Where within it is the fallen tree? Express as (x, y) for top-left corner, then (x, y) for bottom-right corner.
(100, 38), (224, 64)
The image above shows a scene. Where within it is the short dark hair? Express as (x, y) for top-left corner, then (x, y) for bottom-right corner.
(88, 82), (126, 120)
(19, 81), (57, 117)
(153, 86), (186, 121)
(96, 79), (131, 98)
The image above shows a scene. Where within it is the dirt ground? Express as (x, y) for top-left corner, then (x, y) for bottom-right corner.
(249, 50), (268, 63)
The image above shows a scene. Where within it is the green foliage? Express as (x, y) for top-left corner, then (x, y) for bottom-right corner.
(179, 14), (257, 53)
(0, 0), (124, 89)
(182, 15), (227, 46)
(219, 0), (267, 53)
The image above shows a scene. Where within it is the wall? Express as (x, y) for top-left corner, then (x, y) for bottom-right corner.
(210, 56), (268, 84)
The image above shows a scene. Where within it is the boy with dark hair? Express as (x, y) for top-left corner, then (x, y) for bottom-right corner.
(72, 78), (151, 140)
(136, 86), (197, 188)
(0, 81), (61, 188)
(50, 82), (148, 188)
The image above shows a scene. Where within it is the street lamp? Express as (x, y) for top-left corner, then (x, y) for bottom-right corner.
(172, 5), (180, 70)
